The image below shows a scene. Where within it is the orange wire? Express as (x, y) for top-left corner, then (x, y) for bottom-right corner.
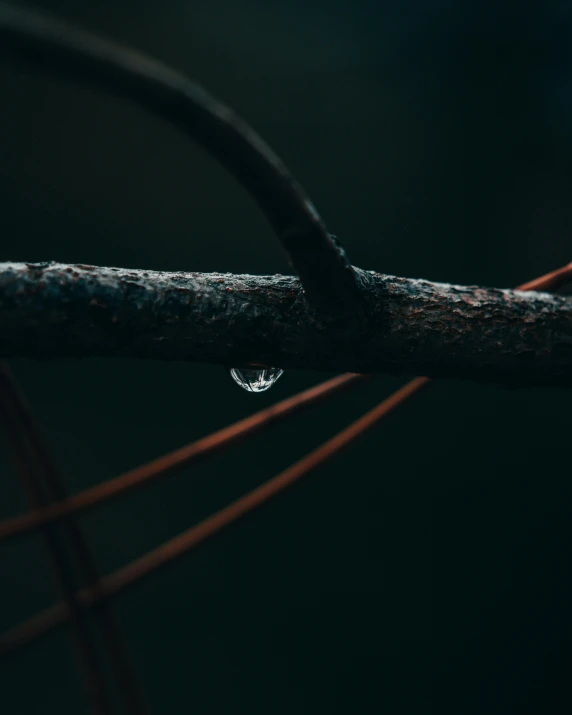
(0, 373), (369, 541)
(0, 377), (429, 656)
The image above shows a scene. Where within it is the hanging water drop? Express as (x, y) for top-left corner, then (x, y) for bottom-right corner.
(229, 367), (283, 392)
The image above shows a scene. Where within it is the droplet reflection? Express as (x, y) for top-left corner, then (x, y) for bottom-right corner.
(229, 367), (283, 392)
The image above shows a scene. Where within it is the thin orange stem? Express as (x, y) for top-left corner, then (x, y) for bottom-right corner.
(0, 373), (369, 541)
(0, 377), (429, 655)
(516, 262), (572, 292)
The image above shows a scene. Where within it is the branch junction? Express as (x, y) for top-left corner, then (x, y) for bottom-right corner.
(1, 261), (571, 387)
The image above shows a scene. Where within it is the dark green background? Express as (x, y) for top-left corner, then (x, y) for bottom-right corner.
(1, 1), (572, 712)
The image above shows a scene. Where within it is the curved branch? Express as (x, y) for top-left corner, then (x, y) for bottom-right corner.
(0, 3), (365, 321)
(1, 261), (572, 386)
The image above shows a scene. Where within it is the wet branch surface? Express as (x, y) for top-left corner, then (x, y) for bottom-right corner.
(1, 261), (572, 387)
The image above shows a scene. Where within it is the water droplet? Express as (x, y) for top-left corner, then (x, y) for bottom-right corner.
(229, 367), (283, 392)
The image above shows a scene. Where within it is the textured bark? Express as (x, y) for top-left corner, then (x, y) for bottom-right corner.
(1, 261), (571, 387)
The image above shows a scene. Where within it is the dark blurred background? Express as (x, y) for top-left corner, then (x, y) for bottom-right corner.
(1, 1), (572, 712)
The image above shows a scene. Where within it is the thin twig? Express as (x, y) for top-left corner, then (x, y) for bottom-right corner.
(0, 364), (148, 714)
(516, 262), (572, 292)
(0, 3), (365, 321)
(0, 377), (429, 655)
(0, 363), (113, 714)
(0, 373), (369, 541)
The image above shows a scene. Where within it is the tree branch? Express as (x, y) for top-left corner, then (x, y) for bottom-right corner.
(0, 3), (365, 322)
(1, 261), (572, 387)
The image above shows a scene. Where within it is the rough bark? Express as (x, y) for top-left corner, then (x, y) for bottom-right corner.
(1, 261), (571, 387)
